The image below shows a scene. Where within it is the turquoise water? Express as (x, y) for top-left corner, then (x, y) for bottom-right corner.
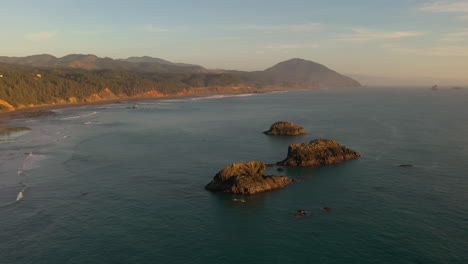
(1, 88), (467, 263)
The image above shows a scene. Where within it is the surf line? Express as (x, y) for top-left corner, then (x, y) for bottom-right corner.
(60, 111), (98, 120)
(15, 152), (33, 202)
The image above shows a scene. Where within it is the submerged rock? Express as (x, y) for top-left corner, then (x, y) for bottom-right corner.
(277, 139), (360, 166)
(263, 121), (307, 136)
(398, 164), (414, 168)
(205, 161), (292, 194)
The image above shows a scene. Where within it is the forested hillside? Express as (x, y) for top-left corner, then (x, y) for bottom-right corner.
(0, 63), (241, 110)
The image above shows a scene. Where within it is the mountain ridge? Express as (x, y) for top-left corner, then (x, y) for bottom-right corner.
(0, 54), (208, 73)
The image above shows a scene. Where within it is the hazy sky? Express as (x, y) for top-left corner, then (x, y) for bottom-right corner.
(1, 0), (467, 84)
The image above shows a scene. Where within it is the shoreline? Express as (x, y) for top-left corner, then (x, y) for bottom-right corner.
(0, 90), (273, 130)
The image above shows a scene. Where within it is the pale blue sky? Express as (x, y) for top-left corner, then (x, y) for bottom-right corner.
(1, 0), (467, 83)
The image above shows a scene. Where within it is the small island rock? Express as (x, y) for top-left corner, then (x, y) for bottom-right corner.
(205, 161), (292, 194)
(277, 139), (360, 166)
(263, 121), (307, 136)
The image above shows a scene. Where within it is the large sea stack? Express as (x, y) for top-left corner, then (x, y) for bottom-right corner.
(205, 161), (292, 194)
(277, 139), (360, 166)
(263, 121), (307, 136)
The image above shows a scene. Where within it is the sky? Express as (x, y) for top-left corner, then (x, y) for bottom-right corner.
(0, 0), (467, 85)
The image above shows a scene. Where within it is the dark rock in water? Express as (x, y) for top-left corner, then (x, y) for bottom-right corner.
(277, 139), (360, 166)
(399, 164), (414, 168)
(263, 121), (307, 136)
(276, 167), (285, 172)
(294, 209), (311, 217)
(323, 207), (332, 212)
(205, 161), (292, 194)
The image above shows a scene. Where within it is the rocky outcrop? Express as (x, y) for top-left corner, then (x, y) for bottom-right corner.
(264, 121), (307, 136)
(0, 99), (14, 111)
(205, 161), (292, 194)
(277, 139), (360, 166)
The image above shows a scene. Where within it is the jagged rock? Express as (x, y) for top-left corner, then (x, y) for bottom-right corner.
(277, 139), (360, 166)
(205, 161), (292, 194)
(263, 121), (307, 136)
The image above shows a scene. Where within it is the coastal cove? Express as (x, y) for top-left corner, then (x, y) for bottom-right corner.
(1, 87), (468, 263)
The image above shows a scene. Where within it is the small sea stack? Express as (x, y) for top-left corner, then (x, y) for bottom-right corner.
(263, 121), (307, 136)
(277, 139), (360, 166)
(205, 161), (292, 195)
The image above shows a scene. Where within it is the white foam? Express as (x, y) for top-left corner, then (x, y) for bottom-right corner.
(16, 189), (24, 201)
(61, 111), (97, 120)
(232, 93), (255, 97)
(190, 94), (255, 101)
(18, 152), (47, 172)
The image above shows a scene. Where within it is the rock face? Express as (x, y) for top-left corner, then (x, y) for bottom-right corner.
(277, 139), (360, 166)
(264, 121), (307, 136)
(205, 161), (292, 194)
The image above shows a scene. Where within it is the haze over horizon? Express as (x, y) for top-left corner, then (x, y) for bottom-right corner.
(1, 0), (468, 86)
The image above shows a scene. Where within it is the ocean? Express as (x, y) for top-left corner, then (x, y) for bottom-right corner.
(1, 88), (467, 263)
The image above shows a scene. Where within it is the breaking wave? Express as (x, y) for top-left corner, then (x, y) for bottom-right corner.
(190, 94), (256, 101)
(61, 111), (98, 120)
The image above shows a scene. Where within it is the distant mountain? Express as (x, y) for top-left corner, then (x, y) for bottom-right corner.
(0, 55), (359, 87)
(0, 54), (56, 66)
(218, 58), (361, 88)
(258, 58), (361, 88)
(119, 56), (201, 68)
(119, 56), (174, 64)
(0, 54), (208, 73)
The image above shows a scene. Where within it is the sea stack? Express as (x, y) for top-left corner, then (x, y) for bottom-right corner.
(263, 121), (307, 136)
(205, 161), (292, 194)
(277, 139), (360, 166)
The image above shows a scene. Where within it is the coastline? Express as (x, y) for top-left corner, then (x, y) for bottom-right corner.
(0, 81), (328, 127)
(0, 89), (274, 130)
